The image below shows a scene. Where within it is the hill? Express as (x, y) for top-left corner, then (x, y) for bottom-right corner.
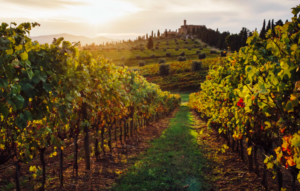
(30, 33), (117, 45)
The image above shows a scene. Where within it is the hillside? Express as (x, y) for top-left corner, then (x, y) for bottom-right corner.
(30, 33), (117, 45)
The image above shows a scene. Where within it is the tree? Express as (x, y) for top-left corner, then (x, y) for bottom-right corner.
(271, 19), (276, 36)
(157, 30), (160, 37)
(146, 33), (148, 39)
(165, 31), (168, 38)
(259, 19), (266, 40)
(266, 20), (271, 33)
(147, 37), (153, 49)
(151, 30), (153, 37)
(275, 19), (284, 26)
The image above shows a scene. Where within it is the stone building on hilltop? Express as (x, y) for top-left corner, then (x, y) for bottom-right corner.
(178, 20), (205, 34)
(163, 29), (178, 37)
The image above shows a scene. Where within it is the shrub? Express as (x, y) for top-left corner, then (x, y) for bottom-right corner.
(159, 64), (170, 76)
(199, 47), (203, 50)
(193, 45), (198, 48)
(191, 61), (202, 71)
(210, 50), (217, 54)
(139, 60), (145, 67)
(167, 46), (169, 49)
(196, 50), (201, 54)
(140, 48), (144, 51)
(136, 55), (141, 59)
(158, 58), (166, 64)
(177, 56), (186, 61)
(185, 42), (188, 44)
(180, 51), (185, 56)
(175, 48), (179, 51)
(166, 52), (171, 57)
(155, 46), (159, 49)
(176, 42), (179, 45)
(204, 45), (207, 48)
(163, 48), (167, 51)
(152, 48), (155, 51)
(150, 54), (156, 58)
(188, 47), (192, 50)
(220, 50), (227, 57)
(198, 53), (206, 59)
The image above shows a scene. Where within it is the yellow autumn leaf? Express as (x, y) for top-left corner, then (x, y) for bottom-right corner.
(53, 152), (57, 156)
(290, 94), (297, 101)
(61, 146), (64, 150)
(32, 174), (37, 179)
(247, 146), (252, 155)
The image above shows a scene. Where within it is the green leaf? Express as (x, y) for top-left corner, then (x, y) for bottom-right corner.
(12, 95), (25, 109)
(0, 78), (8, 88)
(286, 101), (294, 112)
(26, 68), (34, 79)
(0, 103), (9, 117)
(43, 82), (52, 92)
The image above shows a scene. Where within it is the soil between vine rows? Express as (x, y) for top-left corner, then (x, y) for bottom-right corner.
(1, 106), (298, 190)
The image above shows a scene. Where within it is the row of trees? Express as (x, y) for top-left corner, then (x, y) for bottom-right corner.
(192, 18), (287, 51)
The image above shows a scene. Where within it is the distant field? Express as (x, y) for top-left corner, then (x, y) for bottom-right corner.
(87, 37), (221, 67)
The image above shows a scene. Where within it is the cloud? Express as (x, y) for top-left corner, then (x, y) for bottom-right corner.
(2, 0), (88, 9)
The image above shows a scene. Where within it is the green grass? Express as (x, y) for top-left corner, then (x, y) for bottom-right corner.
(180, 93), (191, 102)
(111, 106), (212, 191)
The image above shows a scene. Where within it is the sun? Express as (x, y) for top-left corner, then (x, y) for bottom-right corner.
(73, 0), (142, 25)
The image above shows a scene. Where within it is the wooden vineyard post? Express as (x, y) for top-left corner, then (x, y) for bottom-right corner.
(95, 125), (100, 161)
(276, 166), (282, 191)
(123, 119), (127, 141)
(291, 167), (297, 191)
(101, 125), (105, 155)
(73, 130), (79, 178)
(247, 140), (253, 172)
(130, 117), (134, 137)
(108, 125), (112, 153)
(114, 122), (117, 143)
(15, 147), (20, 191)
(231, 136), (235, 151)
(253, 145), (259, 175)
(81, 93), (90, 170)
(40, 148), (46, 191)
(120, 120), (123, 145)
(261, 155), (268, 191)
(240, 139), (244, 162)
(59, 146), (63, 188)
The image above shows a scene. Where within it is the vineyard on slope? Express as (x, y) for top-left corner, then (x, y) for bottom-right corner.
(189, 4), (300, 190)
(0, 22), (180, 190)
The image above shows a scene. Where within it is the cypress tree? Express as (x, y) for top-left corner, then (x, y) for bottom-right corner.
(157, 30), (160, 37)
(147, 37), (153, 49)
(151, 30), (153, 37)
(271, 19), (276, 36)
(275, 19), (284, 26)
(266, 20), (271, 33)
(259, 19), (266, 39)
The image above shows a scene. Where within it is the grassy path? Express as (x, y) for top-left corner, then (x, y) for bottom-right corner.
(111, 106), (212, 191)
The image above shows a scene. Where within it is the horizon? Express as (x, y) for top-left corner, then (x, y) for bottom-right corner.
(1, 0), (299, 40)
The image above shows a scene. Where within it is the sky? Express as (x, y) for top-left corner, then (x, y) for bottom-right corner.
(0, 0), (299, 40)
